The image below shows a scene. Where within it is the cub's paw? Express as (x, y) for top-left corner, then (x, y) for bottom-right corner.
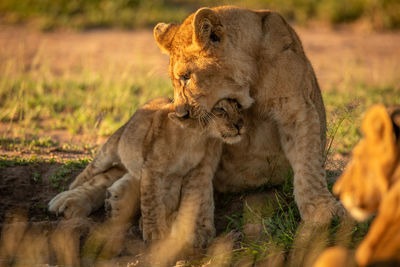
(104, 176), (139, 224)
(169, 218), (215, 248)
(193, 224), (216, 248)
(142, 224), (169, 243)
(48, 190), (91, 219)
(104, 181), (128, 220)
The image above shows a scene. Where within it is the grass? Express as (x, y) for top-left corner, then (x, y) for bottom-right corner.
(48, 158), (89, 191)
(0, 65), (172, 138)
(324, 84), (400, 155)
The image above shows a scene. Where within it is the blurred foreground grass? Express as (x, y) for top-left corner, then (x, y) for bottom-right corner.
(1, 0), (400, 31)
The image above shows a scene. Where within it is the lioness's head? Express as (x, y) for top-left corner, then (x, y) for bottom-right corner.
(333, 105), (400, 221)
(154, 7), (254, 121)
(169, 98), (245, 144)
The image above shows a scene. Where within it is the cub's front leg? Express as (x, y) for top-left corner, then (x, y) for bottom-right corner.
(140, 168), (169, 242)
(170, 140), (221, 247)
(49, 167), (125, 218)
(69, 126), (125, 189)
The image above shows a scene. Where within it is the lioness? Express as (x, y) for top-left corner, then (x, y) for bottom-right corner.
(153, 6), (343, 223)
(49, 98), (246, 246)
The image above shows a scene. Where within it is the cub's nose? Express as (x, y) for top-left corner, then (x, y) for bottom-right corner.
(234, 119), (244, 131)
(175, 104), (190, 119)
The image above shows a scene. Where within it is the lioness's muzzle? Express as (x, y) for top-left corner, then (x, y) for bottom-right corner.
(175, 104), (190, 119)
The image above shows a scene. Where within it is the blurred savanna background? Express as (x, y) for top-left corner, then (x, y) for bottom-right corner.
(0, 0), (400, 266)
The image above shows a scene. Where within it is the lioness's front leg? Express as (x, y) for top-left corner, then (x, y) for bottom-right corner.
(273, 97), (343, 223)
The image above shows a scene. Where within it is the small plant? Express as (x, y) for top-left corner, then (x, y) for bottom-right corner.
(49, 159), (89, 190)
(0, 155), (44, 169)
(32, 171), (42, 183)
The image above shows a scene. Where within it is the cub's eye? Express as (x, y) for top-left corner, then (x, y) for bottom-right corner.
(214, 107), (226, 113)
(179, 72), (191, 87)
(236, 102), (242, 109)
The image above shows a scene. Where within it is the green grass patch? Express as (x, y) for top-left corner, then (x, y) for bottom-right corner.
(324, 84), (400, 155)
(0, 136), (59, 151)
(49, 158), (89, 191)
(0, 65), (173, 137)
(0, 155), (47, 169)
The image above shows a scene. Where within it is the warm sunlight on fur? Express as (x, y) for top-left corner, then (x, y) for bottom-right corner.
(154, 5), (343, 224)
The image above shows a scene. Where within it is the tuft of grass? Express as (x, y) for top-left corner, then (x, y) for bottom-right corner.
(49, 159), (89, 191)
(32, 171), (42, 183)
(324, 84), (400, 155)
(0, 155), (45, 169)
(0, 136), (58, 151)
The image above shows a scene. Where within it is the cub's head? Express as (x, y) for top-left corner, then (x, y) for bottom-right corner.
(169, 99), (245, 144)
(208, 98), (245, 144)
(153, 7), (254, 122)
(333, 105), (400, 221)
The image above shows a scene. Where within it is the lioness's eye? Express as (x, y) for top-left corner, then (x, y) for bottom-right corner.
(182, 73), (190, 81)
(179, 72), (191, 87)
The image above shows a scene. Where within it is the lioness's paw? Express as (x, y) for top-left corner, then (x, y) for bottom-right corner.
(300, 197), (346, 224)
(48, 190), (91, 219)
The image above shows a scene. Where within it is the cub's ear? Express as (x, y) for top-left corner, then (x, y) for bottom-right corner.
(192, 8), (225, 49)
(362, 104), (396, 155)
(154, 23), (178, 54)
(168, 112), (197, 128)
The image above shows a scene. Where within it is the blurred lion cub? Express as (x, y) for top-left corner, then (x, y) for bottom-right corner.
(49, 97), (246, 246)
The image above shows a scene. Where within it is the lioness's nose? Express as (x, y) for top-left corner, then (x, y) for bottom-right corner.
(175, 104), (190, 119)
(234, 119), (244, 131)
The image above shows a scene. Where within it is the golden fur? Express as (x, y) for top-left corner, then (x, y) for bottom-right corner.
(49, 98), (245, 246)
(154, 6), (342, 223)
(317, 105), (400, 266)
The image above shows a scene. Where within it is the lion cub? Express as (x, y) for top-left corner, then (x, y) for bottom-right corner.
(49, 97), (245, 246)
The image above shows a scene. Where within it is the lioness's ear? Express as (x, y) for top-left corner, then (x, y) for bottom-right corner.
(362, 105), (396, 154)
(154, 23), (178, 54)
(168, 112), (197, 128)
(193, 8), (225, 49)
